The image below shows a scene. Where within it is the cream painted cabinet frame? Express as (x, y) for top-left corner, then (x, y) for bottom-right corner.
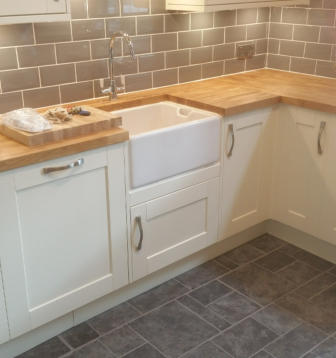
(0, 0), (70, 24)
(0, 144), (128, 338)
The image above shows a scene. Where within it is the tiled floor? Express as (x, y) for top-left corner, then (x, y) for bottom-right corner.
(18, 235), (336, 358)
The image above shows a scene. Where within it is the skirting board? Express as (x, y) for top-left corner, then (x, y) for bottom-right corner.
(2, 219), (335, 357)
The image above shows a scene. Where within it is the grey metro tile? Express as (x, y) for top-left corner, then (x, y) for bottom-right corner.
(255, 251), (296, 272)
(223, 243), (264, 265)
(67, 341), (112, 358)
(176, 260), (228, 289)
(130, 301), (218, 358)
(252, 303), (302, 335)
(129, 279), (188, 313)
(220, 263), (295, 306)
(89, 302), (140, 334)
(123, 343), (165, 358)
(209, 291), (261, 324)
(183, 342), (232, 358)
(303, 337), (336, 358)
(265, 323), (326, 358)
(178, 295), (231, 331)
(60, 322), (98, 349)
(277, 261), (321, 285)
(99, 325), (144, 357)
(16, 337), (70, 358)
(212, 318), (278, 358)
(189, 280), (232, 305)
(249, 234), (286, 252)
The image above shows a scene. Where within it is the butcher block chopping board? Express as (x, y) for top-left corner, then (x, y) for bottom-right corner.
(0, 106), (122, 146)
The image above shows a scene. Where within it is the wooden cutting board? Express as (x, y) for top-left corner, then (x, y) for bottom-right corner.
(0, 106), (122, 146)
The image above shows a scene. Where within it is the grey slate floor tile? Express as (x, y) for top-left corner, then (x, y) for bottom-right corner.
(189, 280), (232, 305)
(178, 295), (231, 331)
(89, 302), (140, 334)
(251, 351), (274, 358)
(303, 337), (336, 358)
(130, 301), (218, 358)
(220, 263), (295, 306)
(209, 291), (260, 324)
(265, 323), (326, 358)
(252, 303), (302, 335)
(254, 251), (296, 272)
(214, 254), (239, 270)
(276, 260), (321, 285)
(66, 341), (112, 358)
(130, 279), (188, 313)
(249, 234), (286, 252)
(16, 337), (70, 358)
(223, 243), (264, 265)
(99, 326), (144, 357)
(277, 293), (336, 334)
(212, 318), (278, 358)
(294, 272), (336, 300)
(182, 342), (232, 358)
(123, 344), (165, 358)
(293, 250), (334, 271)
(16, 234), (335, 358)
(175, 260), (228, 289)
(60, 323), (98, 349)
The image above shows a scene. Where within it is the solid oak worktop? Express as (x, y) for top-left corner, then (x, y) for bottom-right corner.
(0, 69), (335, 172)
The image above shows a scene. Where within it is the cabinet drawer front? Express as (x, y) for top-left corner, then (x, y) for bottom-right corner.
(14, 149), (107, 190)
(130, 178), (219, 281)
(47, 0), (67, 13)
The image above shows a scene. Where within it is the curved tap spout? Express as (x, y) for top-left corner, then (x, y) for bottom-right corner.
(100, 31), (136, 100)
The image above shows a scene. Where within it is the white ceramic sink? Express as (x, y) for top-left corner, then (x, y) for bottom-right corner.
(112, 101), (221, 188)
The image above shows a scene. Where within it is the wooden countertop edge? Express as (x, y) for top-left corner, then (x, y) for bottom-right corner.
(0, 128), (128, 173)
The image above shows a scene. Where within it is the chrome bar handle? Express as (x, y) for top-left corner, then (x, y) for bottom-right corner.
(318, 121), (326, 155)
(42, 158), (84, 175)
(226, 124), (235, 158)
(135, 216), (144, 251)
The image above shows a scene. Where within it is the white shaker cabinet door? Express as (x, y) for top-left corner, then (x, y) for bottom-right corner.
(0, 0), (48, 16)
(271, 105), (323, 237)
(0, 145), (128, 338)
(220, 108), (272, 239)
(130, 178), (220, 282)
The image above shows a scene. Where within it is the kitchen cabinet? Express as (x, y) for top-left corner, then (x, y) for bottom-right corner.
(166, 0), (309, 12)
(0, 0), (70, 24)
(271, 105), (324, 239)
(130, 178), (220, 281)
(271, 105), (336, 245)
(0, 145), (128, 338)
(0, 268), (9, 344)
(220, 108), (272, 240)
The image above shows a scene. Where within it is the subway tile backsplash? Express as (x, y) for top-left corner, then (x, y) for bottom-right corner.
(267, 2), (336, 77)
(0, 0), (334, 114)
(0, 0), (268, 112)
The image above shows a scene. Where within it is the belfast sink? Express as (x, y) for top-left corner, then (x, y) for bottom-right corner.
(112, 101), (221, 188)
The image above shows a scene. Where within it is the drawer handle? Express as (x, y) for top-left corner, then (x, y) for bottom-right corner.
(226, 124), (235, 158)
(42, 158), (84, 175)
(318, 121), (326, 155)
(135, 216), (144, 251)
